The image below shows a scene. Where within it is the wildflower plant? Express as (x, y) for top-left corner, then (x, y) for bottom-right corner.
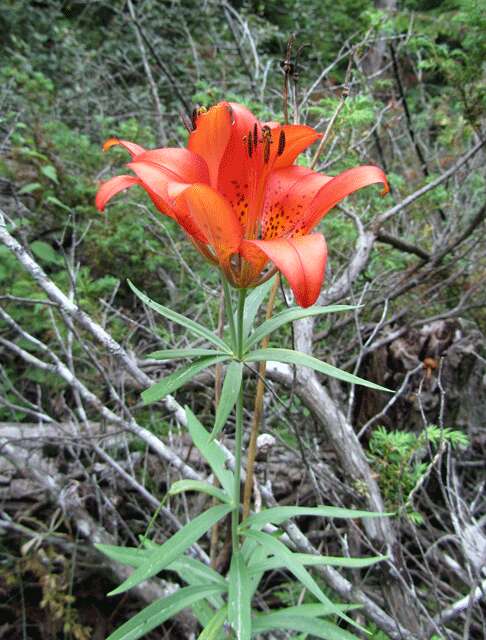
(95, 101), (391, 640)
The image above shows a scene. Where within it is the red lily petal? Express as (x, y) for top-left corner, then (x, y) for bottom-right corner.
(238, 240), (269, 282)
(217, 102), (261, 231)
(135, 148), (209, 185)
(188, 103), (232, 188)
(297, 165), (389, 234)
(103, 138), (146, 158)
(176, 184), (243, 268)
(126, 162), (202, 239)
(269, 124), (321, 170)
(217, 111), (320, 235)
(242, 234), (328, 308)
(95, 175), (141, 212)
(261, 166), (332, 240)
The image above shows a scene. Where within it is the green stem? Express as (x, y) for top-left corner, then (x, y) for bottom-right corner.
(236, 288), (246, 359)
(221, 275), (237, 352)
(231, 287), (247, 552)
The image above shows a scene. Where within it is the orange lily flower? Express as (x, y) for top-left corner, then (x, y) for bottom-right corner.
(96, 101), (388, 307)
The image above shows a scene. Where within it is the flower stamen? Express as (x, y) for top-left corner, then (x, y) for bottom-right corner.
(277, 130), (286, 156)
(261, 125), (273, 164)
(247, 129), (253, 158)
(253, 123), (258, 148)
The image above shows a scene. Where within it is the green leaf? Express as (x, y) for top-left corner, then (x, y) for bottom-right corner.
(148, 348), (228, 360)
(45, 195), (71, 211)
(242, 506), (387, 530)
(197, 607), (228, 640)
(41, 164), (59, 184)
(246, 305), (356, 351)
(244, 538), (268, 598)
(168, 557), (227, 590)
(228, 552), (252, 640)
(248, 553), (388, 574)
(106, 584), (223, 640)
(108, 504), (232, 596)
(245, 348), (391, 392)
(242, 530), (362, 631)
(95, 544), (149, 568)
(211, 361), (243, 440)
(18, 182), (42, 195)
(167, 557), (226, 627)
(128, 280), (230, 351)
(241, 275), (276, 341)
(253, 605), (360, 640)
(142, 355), (229, 404)
(186, 407), (234, 497)
(168, 480), (232, 504)
(30, 240), (62, 265)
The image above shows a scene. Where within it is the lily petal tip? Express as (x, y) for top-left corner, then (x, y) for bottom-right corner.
(102, 137), (120, 152)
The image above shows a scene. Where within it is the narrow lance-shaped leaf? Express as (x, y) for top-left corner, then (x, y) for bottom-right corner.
(142, 355), (229, 404)
(245, 304), (357, 351)
(211, 361), (243, 440)
(105, 584), (224, 640)
(147, 348), (229, 360)
(128, 280), (231, 351)
(108, 504), (232, 596)
(95, 544), (149, 568)
(228, 552), (252, 640)
(254, 603), (360, 621)
(185, 407), (234, 497)
(167, 557), (226, 627)
(168, 556), (227, 590)
(245, 538), (269, 598)
(242, 529), (364, 632)
(240, 275), (276, 341)
(253, 605), (361, 640)
(242, 505), (388, 530)
(248, 553), (388, 574)
(196, 607), (228, 640)
(168, 479), (232, 504)
(245, 348), (391, 392)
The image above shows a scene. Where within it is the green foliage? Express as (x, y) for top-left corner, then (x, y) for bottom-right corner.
(368, 424), (469, 521)
(246, 347), (392, 392)
(1, 0), (484, 636)
(98, 404), (386, 640)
